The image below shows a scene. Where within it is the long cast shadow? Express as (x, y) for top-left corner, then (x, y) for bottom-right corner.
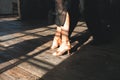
(0, 34), (54, 73)
(70, 29), (91, 53)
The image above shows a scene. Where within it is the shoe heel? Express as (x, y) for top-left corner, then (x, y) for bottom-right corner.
(67, 42), (71, 55)
(67, 50), (70, 55)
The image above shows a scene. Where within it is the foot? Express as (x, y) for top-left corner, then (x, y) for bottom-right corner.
(52, 41), (71, 56)
(51, 37), (61, 49)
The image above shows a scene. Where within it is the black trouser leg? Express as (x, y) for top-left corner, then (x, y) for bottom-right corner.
(55, 0), (80, 38)
(84, 0), (111, 43)
(68, 0), (80, 38)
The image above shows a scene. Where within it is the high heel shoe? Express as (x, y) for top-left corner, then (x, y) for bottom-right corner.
(51, 37), (62, 49)
(52, 41), (71, 56)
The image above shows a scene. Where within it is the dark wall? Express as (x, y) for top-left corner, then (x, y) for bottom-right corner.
(19, 0), (53, 20)
(110, 0), (120, 35)
(19, 0), (120, 35)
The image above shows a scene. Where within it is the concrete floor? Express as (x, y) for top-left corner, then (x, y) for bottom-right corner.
(0, 17), (120, 80)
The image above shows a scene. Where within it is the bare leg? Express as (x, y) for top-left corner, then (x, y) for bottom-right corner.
(51, 26), (62, 49)
(53, 13), (71, 56)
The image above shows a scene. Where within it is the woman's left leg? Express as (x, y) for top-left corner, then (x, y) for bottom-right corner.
(53, 13), (71, 56)
(53, 12), (71, 56)
(52, 0), (71, 56)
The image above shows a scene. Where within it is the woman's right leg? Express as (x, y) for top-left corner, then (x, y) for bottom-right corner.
(51, 0), (65, 49)
(51, 26), (62, 49)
